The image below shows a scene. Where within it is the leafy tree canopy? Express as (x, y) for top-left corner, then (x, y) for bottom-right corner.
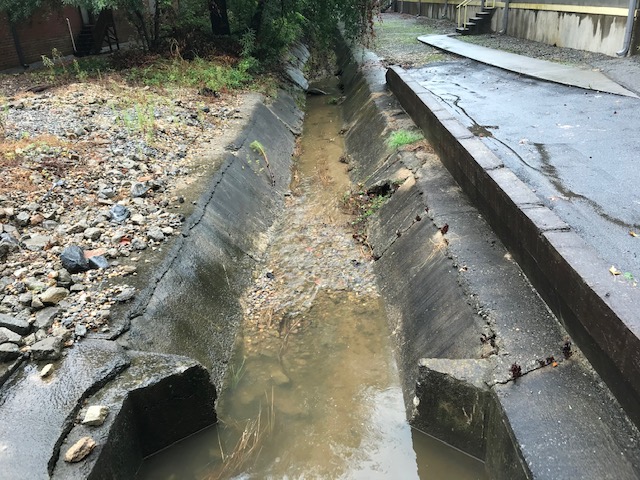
(1, 0), (377, 61)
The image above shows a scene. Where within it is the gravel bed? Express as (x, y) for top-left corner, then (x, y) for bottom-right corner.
(0, 75), (247, 364)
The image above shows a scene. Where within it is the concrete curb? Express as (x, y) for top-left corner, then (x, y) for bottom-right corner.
(386, 65), (640, 428)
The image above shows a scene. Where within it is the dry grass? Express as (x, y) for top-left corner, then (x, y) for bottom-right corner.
(0, 135), (88, 194)
(202, 389), (276, 480)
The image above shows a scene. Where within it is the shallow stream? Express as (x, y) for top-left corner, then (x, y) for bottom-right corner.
(137, 78), (487, 480)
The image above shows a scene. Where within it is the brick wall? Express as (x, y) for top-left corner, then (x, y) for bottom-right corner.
(0, 6), (83, 71)
(0, 7), (139, 72)
(0, 13), (19, 71)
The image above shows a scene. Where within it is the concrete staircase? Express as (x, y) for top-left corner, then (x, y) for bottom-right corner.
(75, 9), (120, 56)
(456, 6), (495, 35)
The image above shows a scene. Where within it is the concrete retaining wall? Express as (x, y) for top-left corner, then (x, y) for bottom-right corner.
(386, 65), (640, 430)
(393, 0), (637, 56)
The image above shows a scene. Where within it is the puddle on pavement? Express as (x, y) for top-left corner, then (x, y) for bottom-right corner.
(137, 77), (488, 480)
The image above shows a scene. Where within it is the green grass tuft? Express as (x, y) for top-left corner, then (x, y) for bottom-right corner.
(387, 130), (424, 149)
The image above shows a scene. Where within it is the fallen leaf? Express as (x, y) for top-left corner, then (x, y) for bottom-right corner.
(84, 248), (106, 258)
(609, 266), (621, 276)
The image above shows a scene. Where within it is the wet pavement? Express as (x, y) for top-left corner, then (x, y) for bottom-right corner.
(401, 40), (640, 277)
(418, 35), (638, 97)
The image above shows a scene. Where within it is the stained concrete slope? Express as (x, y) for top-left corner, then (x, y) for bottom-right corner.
(0, 341), (217, 480)
(121, 88), (304, 389)
(337, 39), (640, 479)
(52, 352), (216, 479)
(418, 34), (638, 98)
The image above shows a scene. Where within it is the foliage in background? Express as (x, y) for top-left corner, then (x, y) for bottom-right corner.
(0, 0), (377, 59)
(0, 0), (378, 92)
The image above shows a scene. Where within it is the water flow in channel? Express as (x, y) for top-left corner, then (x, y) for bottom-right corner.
(138, 78), (487, 480)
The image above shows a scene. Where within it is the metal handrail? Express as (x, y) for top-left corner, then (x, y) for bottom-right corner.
(456, 0), (496, 28)
(456, 0), (473, 28)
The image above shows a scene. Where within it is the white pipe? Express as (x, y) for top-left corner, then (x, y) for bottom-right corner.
(617, 0), (638, 57)
(66, 18), (77, 53)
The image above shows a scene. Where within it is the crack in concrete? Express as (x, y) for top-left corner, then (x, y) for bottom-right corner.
(119, 157), (240, 332)
(49, 357), (130, 475)
(374, 207), (424, 260)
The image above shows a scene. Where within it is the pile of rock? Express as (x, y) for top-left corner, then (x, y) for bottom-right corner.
(0, 80), (242, 363)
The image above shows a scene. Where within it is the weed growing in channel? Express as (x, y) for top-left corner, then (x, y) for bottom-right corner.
(387, 129), (424, 150)
(342, 182), (399, 256)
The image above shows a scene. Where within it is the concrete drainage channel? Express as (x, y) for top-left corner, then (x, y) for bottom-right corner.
(2, 40), (639, 479)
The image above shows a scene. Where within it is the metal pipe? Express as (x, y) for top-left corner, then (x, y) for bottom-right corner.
(66, 17), (77, 53)
(9, 22), (27, 68)
(617, 0), (638, 56)
(500, 0), (511, 34)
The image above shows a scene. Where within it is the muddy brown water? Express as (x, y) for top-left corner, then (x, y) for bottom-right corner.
(137, 79), (488, 480)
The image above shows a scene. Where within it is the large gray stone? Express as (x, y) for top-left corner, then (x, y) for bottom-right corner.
(30, 336), (63, 360)
(0, 314), (30, 335)
(40, 287), (69, 305)
(23, 234), (53, 251)
(34, 307), (60, 329)
(0, 327), (22, 345)
(0, 343), (21, 362)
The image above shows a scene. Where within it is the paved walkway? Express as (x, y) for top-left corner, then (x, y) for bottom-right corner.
(418, 34), (639, 98)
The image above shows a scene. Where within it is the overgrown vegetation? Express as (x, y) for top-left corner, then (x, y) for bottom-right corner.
(1, 0), (379, 73)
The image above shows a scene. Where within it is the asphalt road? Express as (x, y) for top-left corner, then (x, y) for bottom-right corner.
(409, 59), (640, 276)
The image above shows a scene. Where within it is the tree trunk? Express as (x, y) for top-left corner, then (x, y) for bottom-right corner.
(133, 9), (151, 50)
(152, 0), (161, 50)
(250, 0), (267, 34)
(208, 0), (230, 35)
